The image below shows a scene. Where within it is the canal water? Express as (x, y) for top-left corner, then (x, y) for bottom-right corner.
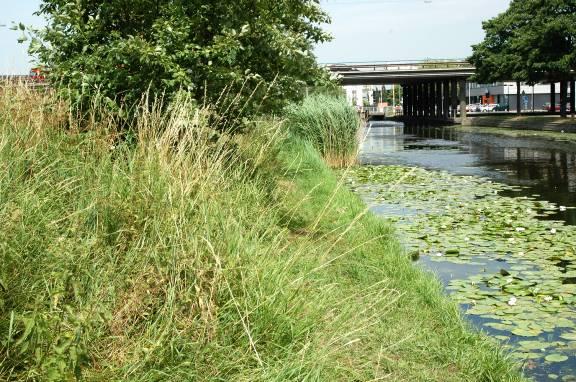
(355, 121), (576, 381)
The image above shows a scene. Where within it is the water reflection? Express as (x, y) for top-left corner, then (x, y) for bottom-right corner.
(360, 121), (576, 225)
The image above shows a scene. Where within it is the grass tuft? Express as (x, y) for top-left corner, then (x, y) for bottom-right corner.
(285, 94), (360, 168)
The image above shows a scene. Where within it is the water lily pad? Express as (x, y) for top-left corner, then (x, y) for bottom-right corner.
(560, 332), (576, 341)
(545, 354), (569, 363)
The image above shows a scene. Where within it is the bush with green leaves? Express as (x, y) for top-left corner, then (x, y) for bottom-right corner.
(470, 0), (576, 84)
(29, 0), (332, 125)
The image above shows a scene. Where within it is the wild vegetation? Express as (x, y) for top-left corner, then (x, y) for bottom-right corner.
(469, 0), (576, 116)
(470, 0), (576, 84)
(0, 83), (526, 381)
(26, 0), (332, 120)
(285, 94), (360, 168)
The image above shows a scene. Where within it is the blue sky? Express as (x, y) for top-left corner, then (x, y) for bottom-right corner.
(0, 0), (511, 73)
(316, 0), (511, 63)
(0, 0), (42, 74)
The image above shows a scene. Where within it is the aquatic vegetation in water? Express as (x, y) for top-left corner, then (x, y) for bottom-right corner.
(347, 165), (576, 375)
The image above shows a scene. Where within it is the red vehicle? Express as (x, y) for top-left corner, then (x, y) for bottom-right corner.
(29, 67), (46, 82)
(543, 103), (572, 112)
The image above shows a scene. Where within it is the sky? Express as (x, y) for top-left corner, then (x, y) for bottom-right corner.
(316, 0), (511, 63)
(0, 0), (511, 74)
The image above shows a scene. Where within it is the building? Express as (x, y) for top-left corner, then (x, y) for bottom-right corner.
(468, 82), (571, 111)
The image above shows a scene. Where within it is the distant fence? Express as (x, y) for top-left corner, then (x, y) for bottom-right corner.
(359, 106), (402, 118)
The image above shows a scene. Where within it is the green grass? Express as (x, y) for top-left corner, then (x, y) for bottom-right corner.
(285, 94), (360, 168)
(0, 84), (524, 381)
(459, 125), (576, 143)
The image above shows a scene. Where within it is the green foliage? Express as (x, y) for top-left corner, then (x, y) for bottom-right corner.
(30, 0), (332, 122)
(285, 94), (360, 167)
(0, 84), (525, 381)
(470, 0), (576, 83)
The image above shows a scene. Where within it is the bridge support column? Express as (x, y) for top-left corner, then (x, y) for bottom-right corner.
(458, 80), (467, 120)
(451, 80), (458, 118)
(403, 85), (408, 117)
(420, 82), (426, 119)
(411, 84), (416, 117)
(403, 85), (409, 117)
(416, 84), (420, 118)
(443, 80), (450, 120)
(550, 82), (556, 114)
(436, 81), (442, 119)
(428, 82), (434, 119)
(431, 82), (437, 119)
(414, 83), (419, 118)
(570, 80), (576, 116)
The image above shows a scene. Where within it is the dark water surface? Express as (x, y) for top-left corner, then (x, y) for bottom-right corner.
(360, 122), (576, 224)
(358, 121), (576, 381)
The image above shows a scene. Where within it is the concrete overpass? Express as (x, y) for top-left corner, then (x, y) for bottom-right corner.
(327, 60), (475, 122)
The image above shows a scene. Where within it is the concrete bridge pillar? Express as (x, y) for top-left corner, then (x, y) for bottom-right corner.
(420, 82), (425, 119)
(570, 80), (576, 114)
(427, 82), (436, 119)
(458, 80), (467, 120)
(430, 82), (436, 119)
(427, 82), (432, 119)
(443, 80), (450, 120)
(435, 81), (442, 119)
(422, 82), (428, 119)
(410, 84), (418, 117)
(402, 85), (407, 117)
(451, 80), (458, 118)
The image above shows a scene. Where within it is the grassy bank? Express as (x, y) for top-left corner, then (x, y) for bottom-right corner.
(458, 125), (576, 144)
(0, 85), (524, 380)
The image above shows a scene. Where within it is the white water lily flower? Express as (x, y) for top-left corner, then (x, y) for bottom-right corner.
(550, 228), (557, 234)
(544, 296), (553, 302)
(526, 209), (533, 214)
(464, 237), (470, 242)
(515, 227), (526, 232)
(435, 252), (443, 257)
(508, 297), (517, 306)
(518, 252), (525, 256)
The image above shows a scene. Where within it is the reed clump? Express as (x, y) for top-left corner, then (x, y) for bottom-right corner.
(285, 94), (360, 168)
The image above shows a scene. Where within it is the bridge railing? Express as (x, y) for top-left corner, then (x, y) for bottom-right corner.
(326, 59), (474, 73)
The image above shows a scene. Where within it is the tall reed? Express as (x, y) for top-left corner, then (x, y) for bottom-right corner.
(285, 94), (360, 168)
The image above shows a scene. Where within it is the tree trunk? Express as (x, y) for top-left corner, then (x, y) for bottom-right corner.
(516, 81), (521, 115)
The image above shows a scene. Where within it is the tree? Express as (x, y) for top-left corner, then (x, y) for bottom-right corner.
(470, 0), (576, 84)
(30, 0), (332, 124)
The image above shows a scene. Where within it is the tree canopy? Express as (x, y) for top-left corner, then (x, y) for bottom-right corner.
(470, 0), (576, 84)
(30, 0), (332, 119)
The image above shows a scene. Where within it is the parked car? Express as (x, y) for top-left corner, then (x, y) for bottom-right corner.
(493, 104), (510, 112)
(543, 103), (572, 112)
(466, 103), (481, 112)
(480, 104), (498, 112)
